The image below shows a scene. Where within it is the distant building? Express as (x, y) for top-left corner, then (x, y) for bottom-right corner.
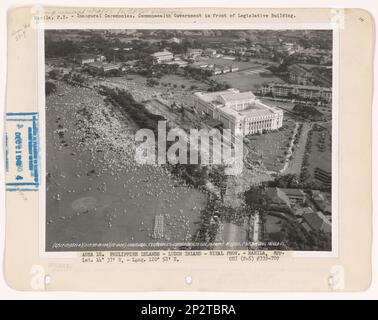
(288, 64), (314, 85)
(314, 168), (332, 188)
(199, 65), (239, 75)
(265, 187), (306, 208)
(260, 83), (332, 102)
(288, 64), (332, 87)
(76, 54), (96, 65)
(151, 50), (174, 64)
(311, 190), (332, 215)
(222, 56), (236, 61)
(222, 67), (230, 74)
(187, 48), (203, 58)
(301, 211), (331, 233)
(168, 37), (182, 44)
(96, 55), (106, 62)
(87, 62), (122, 74)
(76, 54), (106, 65)
(294, 207), (314, 217)
(194, 88), (283, 137)
(205, 48), (217, 56)
(164, 59), (189, 68)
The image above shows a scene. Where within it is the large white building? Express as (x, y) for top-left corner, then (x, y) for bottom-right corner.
(194, 89), (283, 137)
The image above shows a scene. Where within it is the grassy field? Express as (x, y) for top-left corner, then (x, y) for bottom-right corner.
(159, 74), (209, 91)
(244, 118), (297, 172)
(211, 69), (285, 92)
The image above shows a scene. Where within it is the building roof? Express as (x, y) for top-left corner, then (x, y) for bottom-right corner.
(187, 48), (203, 52)
(151, 51), (173, 57)
(302, 211), (331, 233)
(266, 187), (291, 207)
(238, 101), (278, 117)
(295, 207), (314, 216)
(219, 91), (256, 103)
(279, 188), (306, 198)
(288, 63), (311, 75)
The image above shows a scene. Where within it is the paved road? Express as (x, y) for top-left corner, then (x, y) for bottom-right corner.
(283, 122), (311, 176)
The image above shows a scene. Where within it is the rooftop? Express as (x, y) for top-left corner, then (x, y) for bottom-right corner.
(219, 91), (256, 103)
(279, 188), (306, 197)
(302, 211), (331, 233)
(264, 82), (332, 92)
(151, 51), (173, 57)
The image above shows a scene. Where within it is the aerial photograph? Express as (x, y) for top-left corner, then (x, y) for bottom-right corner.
(44, 29), (333, 252)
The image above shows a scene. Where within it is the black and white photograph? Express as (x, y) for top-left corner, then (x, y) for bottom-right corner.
(44, 29), (333, 252)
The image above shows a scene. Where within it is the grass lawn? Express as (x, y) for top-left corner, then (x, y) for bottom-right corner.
(244, 118), (297, 172)
(211, 70), (285, 92)
(159, 74), (209, 91)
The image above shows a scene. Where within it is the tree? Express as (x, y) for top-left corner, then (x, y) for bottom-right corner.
(268, 174), (300, 188)
(48, 69), (60, 80)
(146, 78), (159, 87)
(45, 81), (56, 96)
(245, 186), (269, 212)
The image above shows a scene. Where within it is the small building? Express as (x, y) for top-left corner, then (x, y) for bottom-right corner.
(164, 59), (188, 68)
(311, 190), (332, 215)
(265, 187), (291, 208)
(294, 207), (314, 217)
(187, 48), (203, 58)
(260, 83), (332, 103)
(168, 37), (182, 44)
(87, 62), (122, 74)
(288, 64), (314, 85)
(76, 54), (96, 65)
(76, 54), (106, 65)
(151, 50), (174, 64)
(96, 54), (106, 62)
(301, 211), (331, 233)
(279, 188), (306, 205)
(314, 167), (332, 188)
(205, 48), (217, 56)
